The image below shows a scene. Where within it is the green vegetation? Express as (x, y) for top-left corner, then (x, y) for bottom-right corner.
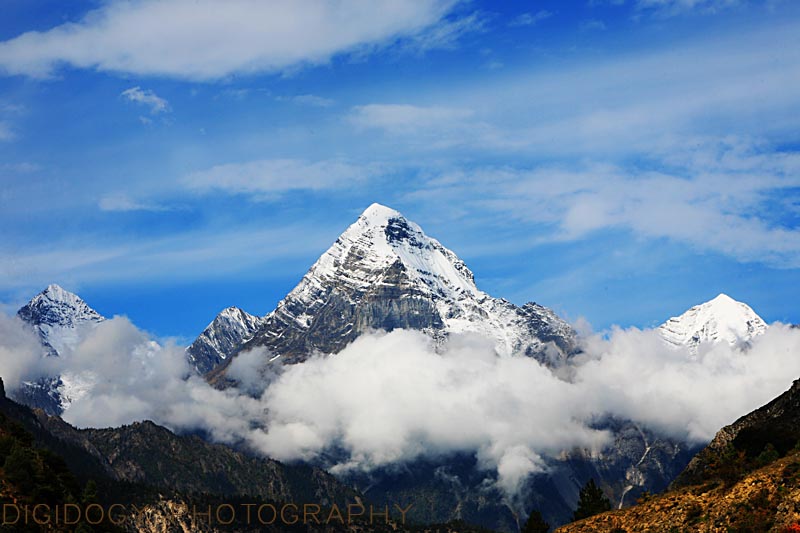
(572, 478), (612, 522)
(522, 508), (550, 533)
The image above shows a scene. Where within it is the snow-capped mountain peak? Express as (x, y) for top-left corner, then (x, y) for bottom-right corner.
(17, 284), (105, 357)
(658, 293), (768, 351)
(17, 284), (104, 328)
(14, 285), (107, 414)
(214, 203), (577, 371)
(308, 203), (479, 300)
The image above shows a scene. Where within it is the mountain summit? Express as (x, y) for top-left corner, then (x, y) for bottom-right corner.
(208, 203), (576, 377)
(14, 284), (106, 414)
(658, 293), (768, 352)
(17, 284), (104, 356)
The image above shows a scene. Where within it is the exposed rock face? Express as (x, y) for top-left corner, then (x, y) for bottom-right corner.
(556, 419), (699, 513)
(213, 203), (577, 381)
(187, 306), (264, 374)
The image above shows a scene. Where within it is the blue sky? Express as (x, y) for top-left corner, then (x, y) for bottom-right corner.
(1, 0), (799, 341)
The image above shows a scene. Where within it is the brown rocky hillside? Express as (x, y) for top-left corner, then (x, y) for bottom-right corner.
(557, 380), (800, 533)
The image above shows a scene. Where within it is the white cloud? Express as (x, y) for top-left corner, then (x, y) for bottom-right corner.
(409, 137), (800, 267)
(0, 221), (335, 293)
(636, 0), (744, 16)
(0, 0), (463, 80)
(3, 303), (800, 501)
(580, 19), (607, 30)
(98, 194), (167, 212)
(405, 10), (485, 51)
(0, 121), (14, 141)
(0, 162), (40, 173)
(120, 87), (170, 114)
(355, 23), (800, 156)
(350, 104), (474, 136)
(183, 158), (377, 199)
(508, 11), (553, 27)
(0, 314), (52, 387)
(277, 94), (335, 107)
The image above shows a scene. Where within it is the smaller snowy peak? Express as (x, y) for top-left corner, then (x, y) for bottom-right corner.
(658, 293), (768, 351)
(13, 285), (106, 413)
(187, 306), (264, 375)
(17, 284), (104, 329)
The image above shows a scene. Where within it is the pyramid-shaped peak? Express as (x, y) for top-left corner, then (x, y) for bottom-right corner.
(694, 293), (757, 316)
(360, 203), (405, 224)
(19, 284), (104, 327)
(659, 292), (767, 350)
(41, 284), (80, 302)
(709, 293), (736, 304)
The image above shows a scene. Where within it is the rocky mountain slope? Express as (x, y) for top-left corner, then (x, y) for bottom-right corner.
(29, 401), (358, 507)
(0, 377), (379, 533)
(673, 378), (800, 489)
(556, 379), (800, 533)
(658, 293), (768, 353)
(187, 306), (264, 374)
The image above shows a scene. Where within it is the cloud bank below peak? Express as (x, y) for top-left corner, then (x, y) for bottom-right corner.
(0, 0), (465, 80)
(4, 310), (800, 500)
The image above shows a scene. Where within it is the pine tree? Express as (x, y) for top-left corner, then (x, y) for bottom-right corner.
(572, 478), (612, 521)
(522, 508), (550, 533)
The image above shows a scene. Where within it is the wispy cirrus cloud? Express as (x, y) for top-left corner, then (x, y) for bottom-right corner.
(121, 87), (170, 114)
(98, 194), (169, 212)
(183, 158), (378, 200)
(635, 0), (744, 16)
(350, 104), (474, 135)
(408, 137), (800, 267)
(0, 0), (465, 80)
(0, 121), (14, 141)
(0, 221), (334, 295)
(350, 23), (800, 156)
(508, 11), (553, 27)
(276, 94), (335, 107)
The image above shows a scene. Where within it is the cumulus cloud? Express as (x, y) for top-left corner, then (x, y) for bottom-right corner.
(3, 308), (800, 500)
(120, 87), (170, 114)
(0, 0), (462, 80)
(575, 324), (800, 442)
(251, 331), (607, 496)
(0, 314), (52, 387)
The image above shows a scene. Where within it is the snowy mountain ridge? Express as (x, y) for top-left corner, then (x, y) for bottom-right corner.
(187, 306), (264, 374)
(658, 293), (768, 352)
